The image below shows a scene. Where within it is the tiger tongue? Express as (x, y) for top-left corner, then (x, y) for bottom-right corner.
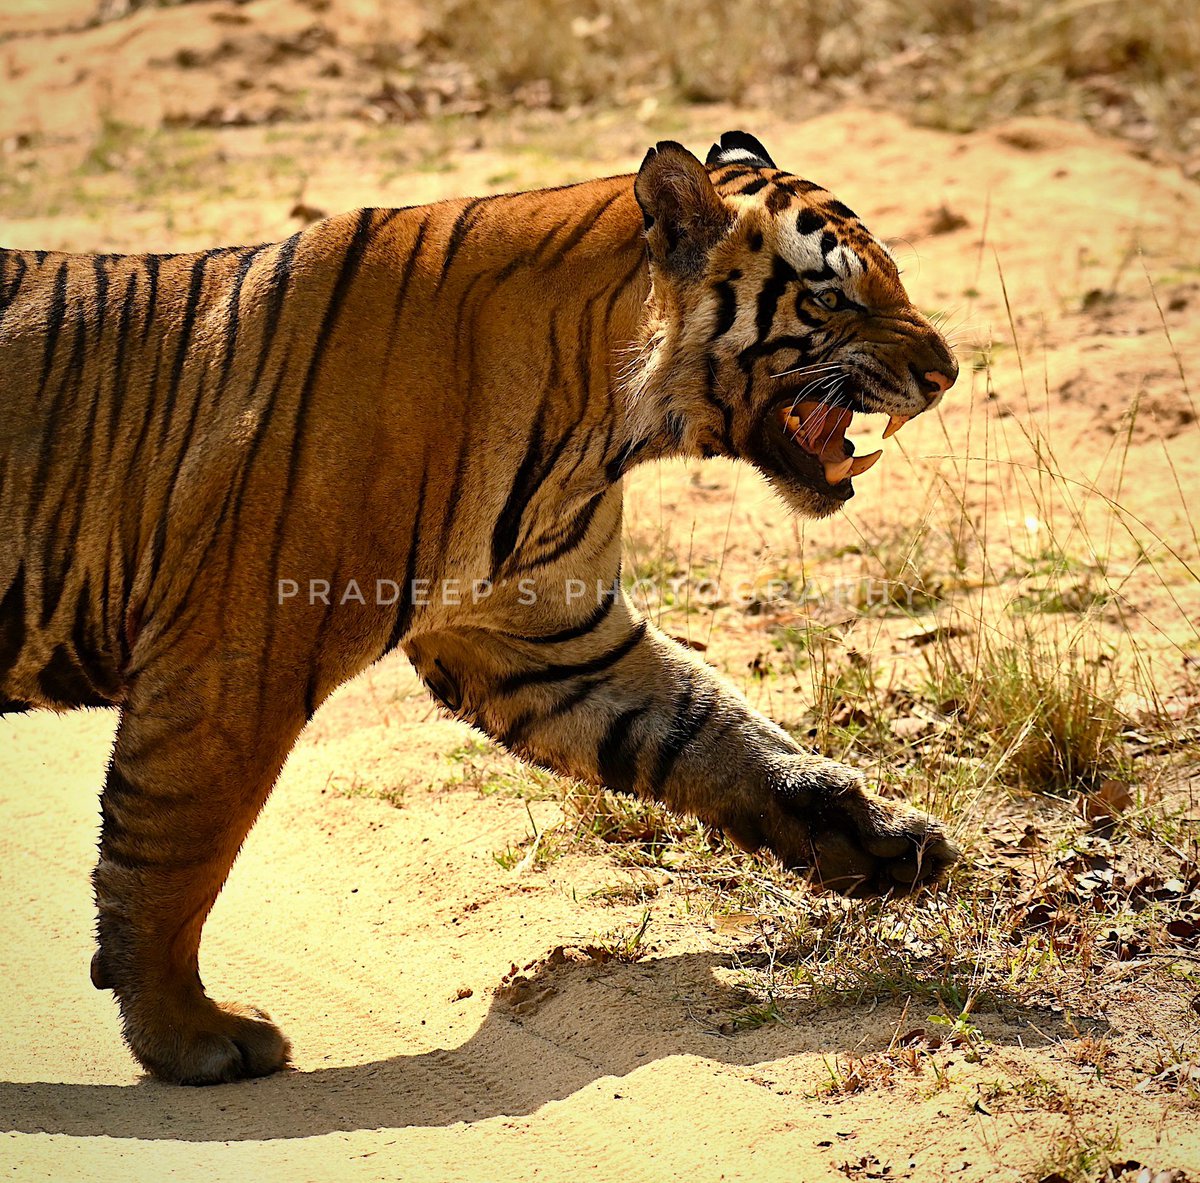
(791, 400), (853, 458)
(777, 400), (884, 486)
(786, 400), (854, 482)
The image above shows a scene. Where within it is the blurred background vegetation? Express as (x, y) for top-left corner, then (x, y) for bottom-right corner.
(4, 0), (1199, 173)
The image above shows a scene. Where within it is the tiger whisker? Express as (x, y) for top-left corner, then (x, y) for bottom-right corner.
(786, 374), (846, 423)
(770, 361), (845, 381)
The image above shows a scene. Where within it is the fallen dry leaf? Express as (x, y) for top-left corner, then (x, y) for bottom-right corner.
(1079, 779), (1133, 826)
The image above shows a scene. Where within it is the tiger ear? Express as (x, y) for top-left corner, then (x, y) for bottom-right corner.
(635, 141), (733, 275)
(705, 130), (776, 170)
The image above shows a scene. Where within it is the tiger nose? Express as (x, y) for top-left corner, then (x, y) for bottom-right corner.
(910, 363), (958, 399)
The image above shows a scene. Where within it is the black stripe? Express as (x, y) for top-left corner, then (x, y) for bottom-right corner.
(99, 768), (216, 869)
(435, 196), (489, 293)
(545, 190), (623, 266)
(382, 464), (428, 655)
(711, 166), (755, 184)
(215, 245), (267, 396)
(283, 210), (373, 495)
(141, 253), (161, 343)
(203, 234), (301, 541)
(384, 216), (428, 347)
(604, 435), (650, 483)
(38, 315), (100, 631)
(0, 252), (28, 327)
(743, 333), (816, 367)
(524, 489), (608, 571)
(424, 657), (462, 713)
(157, 252), (213, 448)
(652, 680), (719, 789)
(248, 217), (373, 691)
(735, 177), (769, 197)
(701, 356), (734, 448)
(125, 277), (167, 469)
(146, 302), (219, 600)
(568, 296), (593, 420)
(0, 565), (27, 681)
(796, 208), (825, 236)
(370, 207), (406, 235)
(39, 531), (69, 631)
(434, 266), (495, 562)
(712, 275), (739, 339)
(65, 259), (115, 527)
(498, 217), (568, 282)
(596, 704), (648, 796)
(800, 261), (839, 284)
(490, 331), (582, 575)
(755, 255), (798, 341)
(91, 256), (110, 341)
(249, 233), (300, 390)
(214, 343), (296, 642)
(490, 407), (546, 573)
(118, 254), (172, 482)
(601, 251), (649, 340)
(69, 575), (121, 698)
(765, 185), (794, 214)
(106, 269), (140, 446)
(510, 589), (617, 646)
(397, 217), (429, 293)
(114, 534), (134, 668)
(101, 763), (148, 809)
(591, 510), (623, 561)
(37, 260), (70, 390)
(37, 642), (111, 708)
(500, 674), (613, 751)
(28, 289), (88, 532)
(497, 621), (646, 695)
(794, 295), (825, 329)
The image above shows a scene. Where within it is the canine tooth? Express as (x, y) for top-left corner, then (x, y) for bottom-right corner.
(849, 449), (882, 476)
(824, 456), (854, 484)
(883, 415), (910, 440)
(785, 414), (802, 434)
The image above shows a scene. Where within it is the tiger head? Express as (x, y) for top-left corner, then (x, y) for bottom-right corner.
(628, 131), (958, 519)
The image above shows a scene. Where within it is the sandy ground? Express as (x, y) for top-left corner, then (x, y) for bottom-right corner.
(3, 4), (1200, 1180)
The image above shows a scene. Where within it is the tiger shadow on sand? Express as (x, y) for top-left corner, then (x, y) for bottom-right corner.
(0, 949), (1100, 1140)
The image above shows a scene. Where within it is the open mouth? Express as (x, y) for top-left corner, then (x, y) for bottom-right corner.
(771, 399), (911, 490)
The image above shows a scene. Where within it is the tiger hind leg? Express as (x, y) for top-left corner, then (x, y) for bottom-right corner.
(92, 687), (305, 1085)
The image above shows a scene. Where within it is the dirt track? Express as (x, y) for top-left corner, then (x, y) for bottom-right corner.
(3, 8), (1200, 1178)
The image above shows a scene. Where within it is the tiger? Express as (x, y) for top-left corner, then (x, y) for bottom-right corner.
(0, 130), (960, 1085)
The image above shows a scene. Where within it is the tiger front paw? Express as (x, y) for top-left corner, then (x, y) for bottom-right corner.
(728, 755), (960, 897)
